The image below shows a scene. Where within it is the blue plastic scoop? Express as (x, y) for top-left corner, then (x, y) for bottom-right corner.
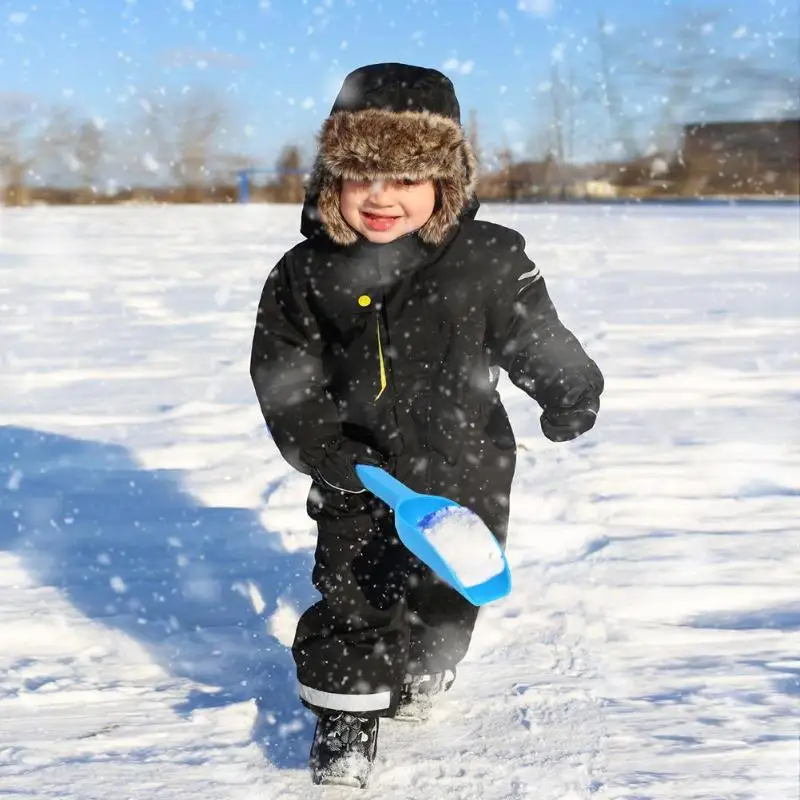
(355, 465), (511, 606)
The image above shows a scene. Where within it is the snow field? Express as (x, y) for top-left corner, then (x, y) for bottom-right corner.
(0, 202), (798, 799)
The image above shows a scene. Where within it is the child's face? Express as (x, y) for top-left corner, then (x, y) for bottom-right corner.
(340, 178), (436, 243)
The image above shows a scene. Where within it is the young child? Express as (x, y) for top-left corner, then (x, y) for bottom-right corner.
(250, 63), (604, 788)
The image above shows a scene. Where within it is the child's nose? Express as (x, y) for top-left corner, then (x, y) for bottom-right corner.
(367, 180), (389, 201)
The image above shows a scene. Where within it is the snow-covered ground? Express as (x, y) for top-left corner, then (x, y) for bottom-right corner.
(0, 202), (798, 800)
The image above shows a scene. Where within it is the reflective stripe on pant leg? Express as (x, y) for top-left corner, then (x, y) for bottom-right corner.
(295, 487), (411, 715)
(298, 682), (392, 713)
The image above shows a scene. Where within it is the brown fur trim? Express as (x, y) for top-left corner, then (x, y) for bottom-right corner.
(311, 109), (477, 246)
(316, 171), (359, 246)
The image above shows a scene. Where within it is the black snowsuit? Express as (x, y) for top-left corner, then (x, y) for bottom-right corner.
(251, 62), (603, 718)
(250, 208), (604, 717)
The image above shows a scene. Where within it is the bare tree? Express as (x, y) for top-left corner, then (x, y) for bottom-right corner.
(24, 106), (110, 200)
(590, 16), (640, 161)
(74, 120), (107, 193)
(36, 106), (82, 186)
(635, 9), (741, 152)
(588, 6), (800, 161)
(139, 86), (230, 200)
(654, 9), (796, 123)
(0, 93), (38, 205)
(466, 109), (481, 166)
(547, 63), (582, 165)
(273, 144), (305, 202)
(496, 148), (517, 200)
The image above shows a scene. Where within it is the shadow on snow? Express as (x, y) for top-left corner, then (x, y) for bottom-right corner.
(0, 425), (317, 769)
(688, 605), (800, 634)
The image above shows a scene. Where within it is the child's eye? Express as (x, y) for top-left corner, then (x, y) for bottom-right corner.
(400, 177), (421, 187)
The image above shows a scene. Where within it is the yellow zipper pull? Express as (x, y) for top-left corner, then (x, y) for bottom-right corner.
(375, 318), (387, 401)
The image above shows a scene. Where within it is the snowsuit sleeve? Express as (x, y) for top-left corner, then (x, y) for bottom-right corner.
(250, 255), (342, 473)
(486, 232), (604, 440)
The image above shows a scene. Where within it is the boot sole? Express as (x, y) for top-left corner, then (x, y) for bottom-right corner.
(313, 775), (368, 789)
(392, 711), (428, 723)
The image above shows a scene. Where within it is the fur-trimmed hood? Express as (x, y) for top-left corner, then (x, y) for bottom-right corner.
(300, 63), (478, 246)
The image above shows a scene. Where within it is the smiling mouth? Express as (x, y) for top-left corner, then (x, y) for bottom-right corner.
(361, 211), (401, 231)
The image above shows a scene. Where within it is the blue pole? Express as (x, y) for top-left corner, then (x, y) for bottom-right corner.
(238, 169), (250, 203)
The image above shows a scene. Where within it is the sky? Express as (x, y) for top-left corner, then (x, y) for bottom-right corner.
(1, 0), (798, 172)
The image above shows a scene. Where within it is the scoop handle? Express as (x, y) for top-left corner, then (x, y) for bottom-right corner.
(355, 465), (418, 509)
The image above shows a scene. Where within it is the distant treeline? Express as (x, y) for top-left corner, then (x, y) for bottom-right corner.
(2, 153), (797, 207)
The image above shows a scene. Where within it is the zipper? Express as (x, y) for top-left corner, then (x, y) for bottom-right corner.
(374, 317), (387, 401)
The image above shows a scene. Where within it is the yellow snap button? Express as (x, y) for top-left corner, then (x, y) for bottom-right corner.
(358, 294), (372, 308)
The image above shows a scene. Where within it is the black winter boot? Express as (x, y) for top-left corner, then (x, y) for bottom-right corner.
(309, 712), (379, 788)
(395, 669), (456, 722)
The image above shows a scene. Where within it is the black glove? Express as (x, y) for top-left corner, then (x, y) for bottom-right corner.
(307, 438), (386, 494)
(540, 403), (598, 443)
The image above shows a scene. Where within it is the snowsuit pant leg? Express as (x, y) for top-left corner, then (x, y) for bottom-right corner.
(293, 446), (514, 717)
(404, 460), (512, 675)
(292, 486), (414, 718)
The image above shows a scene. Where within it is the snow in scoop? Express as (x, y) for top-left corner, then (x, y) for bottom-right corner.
(422, 506), (505, 587)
